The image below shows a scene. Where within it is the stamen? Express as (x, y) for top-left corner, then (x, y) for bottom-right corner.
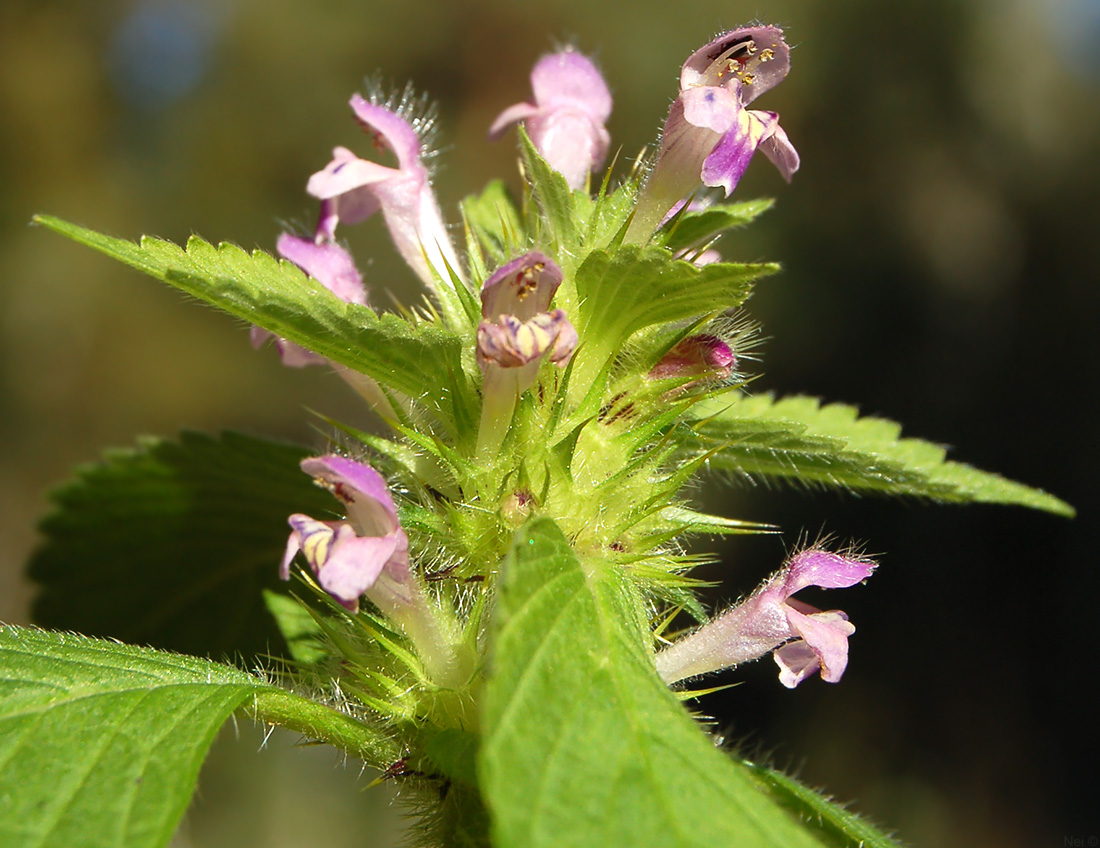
(310, 474), (356, 506)
(513, 263), (543, 299)
(709, 37), (757, 82)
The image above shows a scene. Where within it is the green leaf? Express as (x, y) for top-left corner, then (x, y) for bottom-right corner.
(462, 179), (526, 266)
(741, 762), (904, 848)
(568, 246), (774, 388)
(575, 245), (772, 342)
(27, 431), (338, 661)
(0, 625), (261, 848)
(662, 198), (775, 253)
(518, 128), (576, 250)
(32, 215), (475, 430)
(690, 394), (1074, 516)
(659, 504), (776, 536)
(479, 517), (837, 848)
(262, 591), (328, 666)
(0, 626), (392, 848)
(576, 179), (638, 250)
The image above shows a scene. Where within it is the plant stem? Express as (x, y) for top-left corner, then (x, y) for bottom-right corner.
(247, 687), (396, 763)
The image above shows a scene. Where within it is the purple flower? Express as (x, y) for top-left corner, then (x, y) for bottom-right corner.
(655, 548), (875, 688)
(251, 234), (367, 368)
(489, 49), (612, 190)
(478, 311), (578, 370)
(648, 334), (735, 381)
(628, 26), (800, 241)
(475, 252), (578, 456)
(281, 455), (411, 612)
(476, 252), (578, 381)
(306, 94), (462, 289)
(282, 455), (468, 686)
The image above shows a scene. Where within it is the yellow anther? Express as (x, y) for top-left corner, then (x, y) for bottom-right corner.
(513, 265), (540, 299)
(708, 39), (756, 82)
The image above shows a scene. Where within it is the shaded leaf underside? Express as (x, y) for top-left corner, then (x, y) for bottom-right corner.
(27, 431), (338, 661)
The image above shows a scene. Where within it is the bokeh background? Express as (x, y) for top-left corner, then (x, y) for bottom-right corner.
(2, 0), (1098, 846)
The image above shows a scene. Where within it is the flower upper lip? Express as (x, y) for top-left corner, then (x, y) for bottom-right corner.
(479, 250), (564, 321)
(680, 26), (791, 103)
(305, 93), (464, 303)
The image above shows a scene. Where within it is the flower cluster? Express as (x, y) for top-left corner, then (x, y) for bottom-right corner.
(28, 17), (1077, 848)
(267, 27), (874, 694)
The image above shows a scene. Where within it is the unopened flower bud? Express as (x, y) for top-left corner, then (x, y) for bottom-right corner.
(649, 334), (735, 382)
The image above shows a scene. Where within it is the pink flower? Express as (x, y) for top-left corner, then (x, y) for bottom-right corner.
(281, 455), (411, 612)
(628, 26), (800, 241)
(474, 252), (578, 456)
(476, 251), (578, 387)
(282, 455), (466, 686)
(306, 93), (462, 289)
(655, 548), (876, 688)
(489, 49), (612, 190)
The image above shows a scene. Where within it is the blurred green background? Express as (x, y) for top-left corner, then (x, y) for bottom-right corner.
(2, 0), (1098, 846)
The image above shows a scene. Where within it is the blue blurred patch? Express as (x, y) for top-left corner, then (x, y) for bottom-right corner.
(108, 1), (225, 109)
(1051, 0), (1100, 80)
